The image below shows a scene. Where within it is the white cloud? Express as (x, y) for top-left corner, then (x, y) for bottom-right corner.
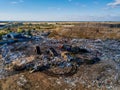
(48, 7), (61, 11)
(107, 0), (120, 8)
(11, 0), (24, 4)
(1, 12), (120, 21)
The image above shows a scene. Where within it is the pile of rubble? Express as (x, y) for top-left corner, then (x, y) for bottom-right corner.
(0, 36), (120, 89)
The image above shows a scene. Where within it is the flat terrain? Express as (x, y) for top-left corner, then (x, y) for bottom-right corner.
(0, 22), (120, 90)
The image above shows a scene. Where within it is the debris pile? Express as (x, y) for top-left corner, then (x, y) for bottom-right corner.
(0, 35), (120, 89)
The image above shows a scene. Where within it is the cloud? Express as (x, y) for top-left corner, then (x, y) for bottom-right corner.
(48, 7), (61, 11)
(11, 0), (24, 4)
(107, 0), (120, 8)
(1, 12), (120, 21)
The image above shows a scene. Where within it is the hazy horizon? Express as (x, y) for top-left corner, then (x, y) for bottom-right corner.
(0, 0), (120, 21)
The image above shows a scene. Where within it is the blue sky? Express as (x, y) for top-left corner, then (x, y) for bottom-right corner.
(0, 0), (120, 21)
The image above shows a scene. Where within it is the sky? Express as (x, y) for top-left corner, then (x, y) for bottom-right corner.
(0, 0), (120, 21)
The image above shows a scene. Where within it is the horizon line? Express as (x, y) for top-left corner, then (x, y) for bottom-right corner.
(0, 20), (120, 22)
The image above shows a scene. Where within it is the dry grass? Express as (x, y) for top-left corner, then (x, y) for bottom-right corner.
(49, 22), (120, 39)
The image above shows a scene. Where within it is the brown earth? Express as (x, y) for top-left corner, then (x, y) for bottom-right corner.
(0, 22), (120, 90)
(0, 60), (119, 90)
